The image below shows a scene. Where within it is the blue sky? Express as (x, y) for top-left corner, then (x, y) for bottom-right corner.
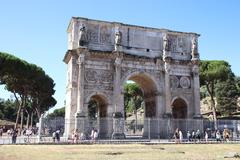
(0, 0), (240, 110)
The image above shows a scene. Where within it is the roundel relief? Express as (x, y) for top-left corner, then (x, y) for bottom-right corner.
(180, 76), (190, 89)
(170, 76), (179, 89)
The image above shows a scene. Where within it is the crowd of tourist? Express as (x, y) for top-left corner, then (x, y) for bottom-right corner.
(70, 128), (99, 143)
(174, 128), (232, 143)
(0, 125), (234, 144)
(0, 126), (38, 144)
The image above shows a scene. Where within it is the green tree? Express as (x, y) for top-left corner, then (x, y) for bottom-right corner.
(0, 98), (17, 121)
(0, 52), (56, 129)
(200, 60), (230, 129)
(47, 107), (65, 118)
(236, 76), (240, 94)
(88, 100), (98, 119)
(124, 83), (143, 132)
(216, 72), (239, 116)
(124, 83), (143, 113)
(0, 99), (5, 119)
(30, 73), (56, 119)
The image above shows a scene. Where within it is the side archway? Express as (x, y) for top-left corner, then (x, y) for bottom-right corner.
(86, 93), (109, 138)
(171, 97), (188, 119)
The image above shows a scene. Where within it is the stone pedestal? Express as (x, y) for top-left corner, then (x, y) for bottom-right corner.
(111, 112), (125, 139)
(75, 113), (88, 134)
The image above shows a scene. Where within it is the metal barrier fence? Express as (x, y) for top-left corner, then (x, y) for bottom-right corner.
(1, 118), (240, 144)
(40, 117), (240, 140)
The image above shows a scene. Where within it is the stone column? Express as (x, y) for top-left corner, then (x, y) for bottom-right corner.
(112, 53), (125, 139)
(76, 54), (85, 115)
(63, 52), (78, 138)
(155, 59), (164, 118)
(164, 63), (172, 116)
(113, 54), (123, 113)
(191, 35), (201, 118)
(192, 64), (202, 118)
(75, 53), (87, 131)
(163, 33), (172, 118)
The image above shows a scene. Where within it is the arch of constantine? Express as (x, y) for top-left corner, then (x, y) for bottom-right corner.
(63, 17), (202, 139)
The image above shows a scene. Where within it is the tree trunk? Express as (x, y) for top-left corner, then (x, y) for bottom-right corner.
(210, 95), (217, 130)
(20, 96), (26, 133)
(206, 82), (217, 130)
(13, 93), (21, 129)
(15, 105), (21, 129)
(20, 108), (24, 134)
(134, 97), (138, 134)
(26, 111), (30, 129)
(134, 108), (137, 134)
(35, 107), (41, 119)
(30, 112), (33, 128)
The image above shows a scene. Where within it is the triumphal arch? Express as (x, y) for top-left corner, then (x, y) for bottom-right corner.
(63, 17), (201, 138)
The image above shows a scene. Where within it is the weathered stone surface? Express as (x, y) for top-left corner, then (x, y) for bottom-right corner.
(64, 17), (201, 138)
(67, 17), (199, 58)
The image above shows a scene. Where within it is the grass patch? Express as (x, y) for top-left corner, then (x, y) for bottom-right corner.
(0, 144), (240, 160)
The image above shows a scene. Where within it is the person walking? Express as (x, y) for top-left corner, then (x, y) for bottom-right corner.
(11, 128), (18, 144)
(174, 128), (180, 143)
(187, 131), (191, 142)
(55, 129), (60, 143)
(90, 128), (95, 140)
(73, 129), (79, 143)
(52, 131), (56, 143)
(93, 130), (98, 142)
(191, 130), (196, 142)
(196, 129), (201, 142)
(216, 130), (221, 142)
(179, 130), (183, 143)
(204, 131), (208, 143)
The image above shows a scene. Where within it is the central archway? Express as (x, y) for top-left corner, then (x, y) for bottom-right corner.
(122, 72), (158, 137)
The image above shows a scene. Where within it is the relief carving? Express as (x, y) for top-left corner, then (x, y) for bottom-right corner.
(168, 35), (188, 54)
(170, 75), (179, 89)
(168, 35), (177, 52)
(170, 65), (191, 76)
(180, 76), (191, 89)
(100, 26), (111, 44)
(85, 70), (97, 82)
(85, 69), (113, 83)
(82, 24), (99, 44)
(84, 84), (113, 91)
